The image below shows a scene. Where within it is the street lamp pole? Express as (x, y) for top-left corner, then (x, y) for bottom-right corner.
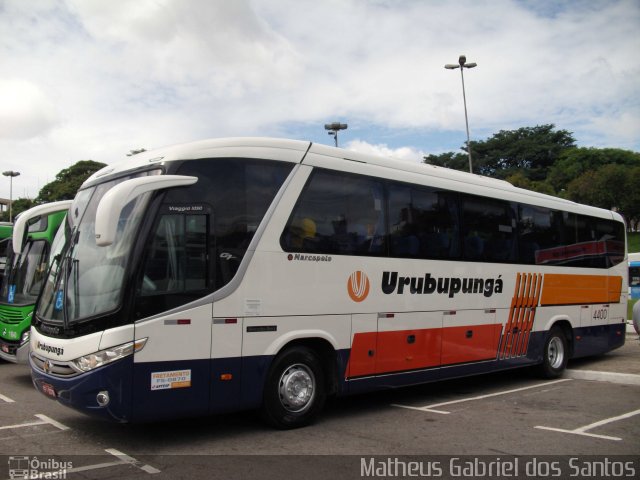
(324, 122), (348, 147)
(2, 170), (20, 223)
(445, 55), (477, 173)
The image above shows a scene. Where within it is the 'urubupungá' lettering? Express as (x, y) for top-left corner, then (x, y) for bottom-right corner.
(381, 271), (503, 298)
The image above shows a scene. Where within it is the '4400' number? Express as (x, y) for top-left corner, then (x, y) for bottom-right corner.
(592, 308), (608, 321)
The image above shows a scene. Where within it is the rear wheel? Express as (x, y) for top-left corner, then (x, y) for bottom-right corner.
(538, 326), (568, 379)
(261, 346), (326, 429)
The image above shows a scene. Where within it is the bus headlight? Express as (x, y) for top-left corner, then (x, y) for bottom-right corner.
(71, 338), (147, 373)
(20, 330), (31, 346)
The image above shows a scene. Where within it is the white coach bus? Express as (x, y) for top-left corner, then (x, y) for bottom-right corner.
(30, 138), (627, 428)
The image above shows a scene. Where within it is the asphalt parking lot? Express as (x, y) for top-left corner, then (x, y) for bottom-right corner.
(1, 334), (638, 480)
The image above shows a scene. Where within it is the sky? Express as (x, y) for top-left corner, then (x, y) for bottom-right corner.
(1, 0), (639, 201)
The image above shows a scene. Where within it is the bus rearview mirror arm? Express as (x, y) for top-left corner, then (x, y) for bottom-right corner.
(94, 175), (198, 247)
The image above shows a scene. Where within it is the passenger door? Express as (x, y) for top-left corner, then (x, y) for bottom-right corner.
(132, 210), (213, 421)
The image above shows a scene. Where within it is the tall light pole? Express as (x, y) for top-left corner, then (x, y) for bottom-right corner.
(2, 171), (20, 223)
(445, 55), (477, 173)
(324, 122), (348, 147)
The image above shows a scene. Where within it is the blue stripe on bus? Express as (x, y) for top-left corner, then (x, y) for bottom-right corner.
(30, 323), (624, 422)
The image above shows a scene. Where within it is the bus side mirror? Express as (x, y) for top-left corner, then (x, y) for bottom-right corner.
(94, 175), (198, 247)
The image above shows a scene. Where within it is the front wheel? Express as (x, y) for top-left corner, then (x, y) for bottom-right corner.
(537, 326), (568, 379)
(261, 346), (326, 429)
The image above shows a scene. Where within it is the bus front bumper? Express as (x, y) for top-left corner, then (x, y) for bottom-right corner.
(30, 353), (133, 422)
(0, 338), (29, 364)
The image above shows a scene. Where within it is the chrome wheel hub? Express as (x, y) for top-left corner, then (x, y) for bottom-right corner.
(278, 364), (315, 413)
(547, 336), (564, 369)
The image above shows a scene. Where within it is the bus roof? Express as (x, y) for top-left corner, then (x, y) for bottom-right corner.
(82, 137), (622, 223)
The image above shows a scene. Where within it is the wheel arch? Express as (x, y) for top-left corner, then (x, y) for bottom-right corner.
(545, 317), (575, 358)
(269, 336), (340, 396)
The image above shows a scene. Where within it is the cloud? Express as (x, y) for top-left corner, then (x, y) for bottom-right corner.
(0, 0), (638, 199)
(346, 139), (426, 163)
(0, 79), (58, 140)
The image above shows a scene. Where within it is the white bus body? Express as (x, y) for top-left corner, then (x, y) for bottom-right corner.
(29, 138), (627, 428)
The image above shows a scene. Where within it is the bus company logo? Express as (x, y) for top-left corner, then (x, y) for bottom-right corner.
(348, 271), (370, 302)
(36, 341), (64, 357)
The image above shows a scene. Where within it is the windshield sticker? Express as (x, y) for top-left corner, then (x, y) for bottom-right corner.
(151, 369), (192, 391)
(7, 285), (15, 303)
(54, 290), (64, 311)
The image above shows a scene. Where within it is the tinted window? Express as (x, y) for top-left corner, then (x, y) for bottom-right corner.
(140, 214), (208, 296)
(530, 212), (625, 268)
(281, 169), (386, 256)
(388, 183), (460, 259)
(134, 158), (293, 319)
(461, 195), (517, 262)
(281, 168), (625, 269)
(174, 159), (293, 289)
(519, 205), (563, 264)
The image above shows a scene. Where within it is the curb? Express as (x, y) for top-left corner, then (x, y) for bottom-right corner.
(565, 369), (640, 386)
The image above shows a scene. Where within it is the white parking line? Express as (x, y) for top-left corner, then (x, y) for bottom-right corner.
(392, 379), (572, 414)
(0, 393), (15, 403)
(105, 448), (161, 474)
(565, 369), (640, 386)
(535, 408), (640, 442)
(0, 414), (69, 431)
(64, 449), (161, 475)
(65, 460), (124, 474)
(34, 414), (70, 431)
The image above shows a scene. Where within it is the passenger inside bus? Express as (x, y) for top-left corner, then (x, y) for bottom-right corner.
(289, 217), (317, 250)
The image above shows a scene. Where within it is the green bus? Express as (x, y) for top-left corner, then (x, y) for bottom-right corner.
(0, 201), (71, 363)
(0, 222), (12, 286)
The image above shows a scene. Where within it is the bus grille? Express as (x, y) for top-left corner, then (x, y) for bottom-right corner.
(0, 306), (24, 325)
(30, 353), (79, 378)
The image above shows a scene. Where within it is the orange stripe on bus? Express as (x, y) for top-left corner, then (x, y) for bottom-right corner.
(540, 274), (623, 306)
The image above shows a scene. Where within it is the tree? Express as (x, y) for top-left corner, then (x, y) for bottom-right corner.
(424, 124), (575, 181)
(423, 151), (468, 170)
(472, 124), (575, 180)
(36, 160), (106, 203)
(566, 164), (640, 229)
(0, 198), (34, 222)
(620, 167), (640, 230)
(547, 147), (640, 193)
(503, 172), (555, 195)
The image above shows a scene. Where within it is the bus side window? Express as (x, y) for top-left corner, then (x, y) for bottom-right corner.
(281, 169), (386, 256)
(140, 214), (208, 296)
(388, 183), (460, 260)
(461, 195), (517, 263)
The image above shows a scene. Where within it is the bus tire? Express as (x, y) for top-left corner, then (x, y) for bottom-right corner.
(261, 346), (326, 429)
(537, 326), (568, 379)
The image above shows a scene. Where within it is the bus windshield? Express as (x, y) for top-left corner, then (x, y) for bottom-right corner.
(38, 176), (152, 325)
(0, 239), (49, 306)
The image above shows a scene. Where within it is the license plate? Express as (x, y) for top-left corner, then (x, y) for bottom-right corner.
(41, 382), (57, 398)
